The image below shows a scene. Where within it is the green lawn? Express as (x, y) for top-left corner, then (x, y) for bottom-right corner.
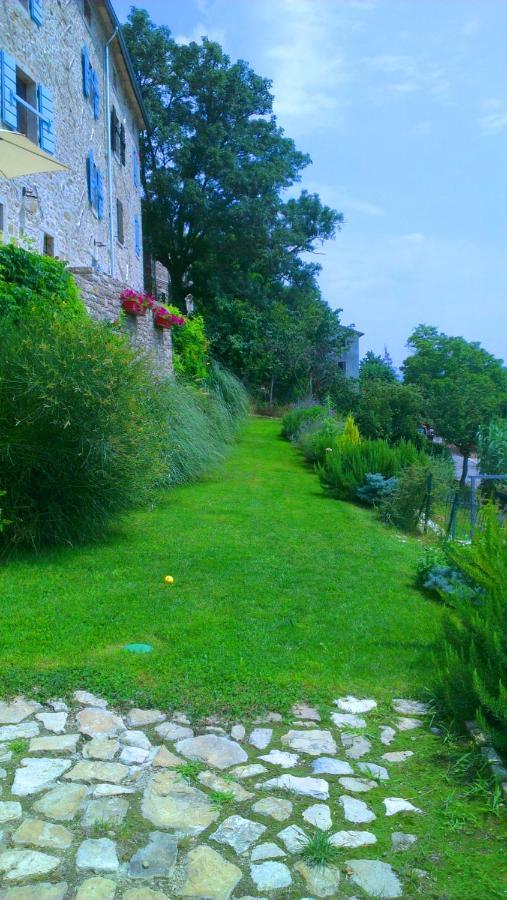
(0, 417), (440, 713)
(1, 416), (505, 897)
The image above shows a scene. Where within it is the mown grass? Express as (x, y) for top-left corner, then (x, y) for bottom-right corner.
(0, 417), (439, 713)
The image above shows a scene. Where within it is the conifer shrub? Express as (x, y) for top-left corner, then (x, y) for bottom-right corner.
(433, 506), (507, 751)
(318, 438), (424, 501)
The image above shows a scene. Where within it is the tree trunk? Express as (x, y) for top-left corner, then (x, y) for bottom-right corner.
(269, 376), (275, 410)
(460, 451), (469, 486)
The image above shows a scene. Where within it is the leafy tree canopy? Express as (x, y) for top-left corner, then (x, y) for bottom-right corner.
(359, 350), (397, 384)
(402, 325), (507, 480)
(123, 9), (347, 401)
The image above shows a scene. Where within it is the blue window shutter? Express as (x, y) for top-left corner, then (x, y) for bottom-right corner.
(0, 51), (18, 130)
(30, 0), (44, 25)
(92, 69), (100, 119)
(96, 168), (104, 219)
(87, 149), (96, 206)
(134, 215), (141, 257)
(82, 46), (91, 98)
(132, 147), (139, 188)
(38, 84), (55, 154)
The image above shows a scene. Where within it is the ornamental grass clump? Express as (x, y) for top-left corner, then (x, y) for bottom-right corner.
(281, 406), (327, 441)
(0, 315), (168, 549)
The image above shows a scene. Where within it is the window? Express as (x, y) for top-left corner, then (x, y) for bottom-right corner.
(337, 361), (346, 372)
(111, 106), (120, 157)
(16, 69), (38, 143)
(86, 149), (104, 219)
(16, 1), (43, 25)
(81, 47), (100, 119)
(83, 0), (92, 28)
(119, 123), (126, 166)
(116, 200), (124, 245)
(43, 233), (55, 257)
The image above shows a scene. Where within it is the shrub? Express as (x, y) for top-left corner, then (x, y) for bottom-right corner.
(356, 379), (424, 444)
(434, 506), (507, 751)
(415, 545), (448, 588)
(0, 243), (84, 321)
(337, 413), (361, 447)
(0, 316), (169, 549)
(296, 416), (345, 465)
(318, 438), (425, 502)
(356, 473), (397, 505)
(170, 308), (209, 383)
(281, 406), (326, 441)
(379, 457), (454, 533)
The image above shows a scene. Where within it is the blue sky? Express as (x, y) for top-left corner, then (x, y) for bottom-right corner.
(115, 0), (507, 366)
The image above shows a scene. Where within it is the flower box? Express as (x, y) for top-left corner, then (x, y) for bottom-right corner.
(121, 297), (146, 316)
(153, 307), (186, 329)
(120, 289), (154, 317)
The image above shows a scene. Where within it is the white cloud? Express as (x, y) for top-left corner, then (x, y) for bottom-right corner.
(362, 54), (451, 102)
(479, 109), (507, 135)
(174, 22), (226, 47)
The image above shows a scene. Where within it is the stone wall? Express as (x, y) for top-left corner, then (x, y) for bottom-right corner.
(70, 267), (173, 374)
(0, 0), (145, 289)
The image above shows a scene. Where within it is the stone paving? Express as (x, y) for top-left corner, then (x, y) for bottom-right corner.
(0, 692), (434, 898)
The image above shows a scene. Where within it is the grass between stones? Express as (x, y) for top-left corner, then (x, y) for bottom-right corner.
(0, 417), (440, 714)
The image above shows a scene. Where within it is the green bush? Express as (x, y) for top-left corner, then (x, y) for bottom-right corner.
(318, 438), (424, 501)
(356, 473), (397, 505)
(379, 457), (454, 533)
(433, 506), (507, 751)
(0, 316), (169, 549)
(170, 308), (209, 383)
(0, 243), (84, 321)
(296, 416), (345, 465)
(281, 406), (326, 441)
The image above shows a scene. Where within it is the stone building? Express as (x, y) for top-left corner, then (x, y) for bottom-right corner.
(0, 0), (172, 371)
(337, 328), (364, 379)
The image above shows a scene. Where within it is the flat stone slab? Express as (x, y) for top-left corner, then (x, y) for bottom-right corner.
(340, 732), (372, 759)
(75, 876), (117, 899)
(382, 750), (414, 763)
(358, 762), (389, 780)
(330, 829), (377, 848)
(230, 724), (245, 741)
(252, 797), (293, 822)
(121, 730), (151, 750)
(339, 776), (378, 793)
(230, 764), (267, 779)
(393, 698), (431, 715)
(312, 756), (353, 776)
(384, 797), (423, 816)
(0, 700), (38, 725)
(249, 728), (272, 750)
(257, 774), (329, 800)
(0, 723), (39, 742)
(0, 803), (22, 824)
(397, 717), (424, 731)
(33, 783), (88, 821)
(345, 859), (402, 898)
(251, 841), (286, 861)
(331, 712), (367, 729)
(128, 831), (178, 879)
(74, 692), (108, 708)
(82, 739), (120, 761)
(277, 824), (308, 852)
(77, 709), (123, 739)
(392, 831), (418, 851)
(123, 891), (169, 900)
(295, 860), (341, 896)
(250, 860), (292, 890)
(292, 703), (321, 721)
(380, 726), (397, 745)
(180, 845), (242, 899)
(155, 722), (193, 741)
(35, 713), (68, 734)
(12, 758), (71, 796)
(142, 770), (219, 835)
(12, 818), (72, 850)
(127, 708), (166, 727)
(302, 802), (332, 830)
(120, 746), (149, 765)
(210, 815), (266, 854)
(339, 795), (376, 824)
(82, 797), (129, 827)
(92, 783), (134, 797)
(29, 734), (79, 753)
(198, 770), (253, 801)
(335, 696), (377, 714)
(152, 746), (183, 768)
(0, 883), (67, 900)
(281, 729), (337, 756)
(76, 838), (119, 873)
(0, 849), (60, 881)
(65, 761), (128, 784)
(258, 749), (299, 768)
(175, 734), (247, 769)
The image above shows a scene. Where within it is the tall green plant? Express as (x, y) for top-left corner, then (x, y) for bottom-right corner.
(0, 243), (84, 321)
(434, 506), (507, 751)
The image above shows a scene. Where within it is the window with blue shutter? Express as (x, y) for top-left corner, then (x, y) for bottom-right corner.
(96, 169), (104, 220)
(0, 51), (18, 130)
(38, 83), (55, 154)
(132, 147), (139, 188)
(87, 149), (96, 207)
(92, 69), (100, 119)
(30, 0), (44, 26)
(134, 215), (141, 257)
(82, 46), (91, 98)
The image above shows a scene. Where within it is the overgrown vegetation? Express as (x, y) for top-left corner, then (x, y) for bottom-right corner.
(0, 242), (84, 321)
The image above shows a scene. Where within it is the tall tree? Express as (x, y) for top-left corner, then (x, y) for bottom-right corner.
(402, 325), (507, 483)
(123, 10), (347, 399)
(359, 350), (398, 384)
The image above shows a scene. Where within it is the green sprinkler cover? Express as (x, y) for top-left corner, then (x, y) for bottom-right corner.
(123, 643), (153, 654)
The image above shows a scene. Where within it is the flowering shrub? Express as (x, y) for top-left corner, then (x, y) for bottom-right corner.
(153, 305), (186, 326)
(120, 288), (155, 313)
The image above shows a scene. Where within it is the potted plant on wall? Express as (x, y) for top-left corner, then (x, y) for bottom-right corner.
(153, 304), (186, 330)
(120, 289), (154, 317)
